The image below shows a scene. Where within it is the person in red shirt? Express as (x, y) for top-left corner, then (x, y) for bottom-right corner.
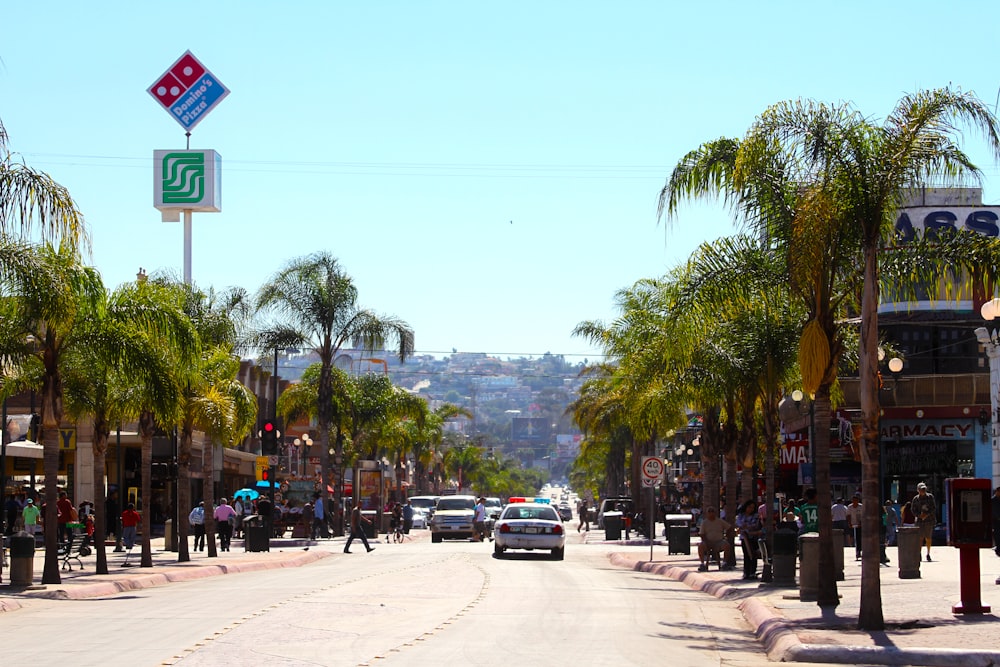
(56, 491), (75, 543)
(121, 503), (141, 549)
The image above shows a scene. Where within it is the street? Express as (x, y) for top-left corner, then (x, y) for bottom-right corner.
(0, 537), (769, 666)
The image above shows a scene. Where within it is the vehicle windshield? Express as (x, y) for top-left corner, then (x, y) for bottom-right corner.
(409, 497), (437, 509)
(503, 506), (559, 521)
(485, 498), (502, 509)
(437, 497), (475, 511)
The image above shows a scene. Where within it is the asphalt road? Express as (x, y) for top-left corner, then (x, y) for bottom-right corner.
(0, 538), (772, 666)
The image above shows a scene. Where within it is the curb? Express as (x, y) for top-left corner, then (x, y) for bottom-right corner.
(608, 552), (1000, 667)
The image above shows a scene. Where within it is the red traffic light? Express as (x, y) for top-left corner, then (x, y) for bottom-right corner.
(263, 420), (275, 433)
(261, 469), (270, 481)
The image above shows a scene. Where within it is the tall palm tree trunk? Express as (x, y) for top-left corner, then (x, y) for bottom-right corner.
(858, 243), (885, 629)
(137, 412), (157, 568)
(813, 384), (838, 607)
(203, 443), (217, 557)
(41, 426), (61, 584)
(92, 429), (110, 574)
(176, 425), (193, 562)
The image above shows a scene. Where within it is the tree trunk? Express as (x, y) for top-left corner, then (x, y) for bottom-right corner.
(92, 427), (110, 575)
(139, 417), (154, 568)
(857, 242), (885, 630)
(813, 383), (838, 607)
(41, 368), (63, 585)
(176, 423), (193, 562)
(203, 443), (217, 558)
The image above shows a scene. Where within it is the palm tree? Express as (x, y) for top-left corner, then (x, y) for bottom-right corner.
(61, 280), (181, 574)
(174, 284), (251, 561)
(753, 90), (1000, 628)
(0, 118), (87, 247)
(254, 252), (414, 525)
(192, 347), (257, 556)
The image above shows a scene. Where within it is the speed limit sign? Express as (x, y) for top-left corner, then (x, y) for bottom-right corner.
(641, 456), (665, 487)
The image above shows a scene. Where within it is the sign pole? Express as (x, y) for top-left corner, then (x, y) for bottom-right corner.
(650, 485), (655, 561)
(183, 209), (193, 285)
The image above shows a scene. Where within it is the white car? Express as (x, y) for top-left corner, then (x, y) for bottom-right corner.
(410, 508), (429, 529)
(430, 495), (477, 542)
(493, 501), (566, 560)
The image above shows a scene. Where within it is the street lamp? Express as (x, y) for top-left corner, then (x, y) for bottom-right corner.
(975, 298), (1000, 487)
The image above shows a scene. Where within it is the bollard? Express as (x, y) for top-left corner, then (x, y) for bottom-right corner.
(896, 526), (921, 579)
(9, 533), (36, 587)
(799, 533), (819, 601)
(833, 528), (845, 581)
(164, 519), (175, 552)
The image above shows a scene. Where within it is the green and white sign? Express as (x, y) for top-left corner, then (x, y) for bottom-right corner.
(153, 149), (222, 221)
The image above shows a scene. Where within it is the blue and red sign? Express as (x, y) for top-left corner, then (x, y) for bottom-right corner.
(148, 51), (229, 132)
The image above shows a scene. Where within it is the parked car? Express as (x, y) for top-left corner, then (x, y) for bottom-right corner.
(557, 503), (573, 522)
(430, 495), (477, 542)
(493, 501), (566, 559)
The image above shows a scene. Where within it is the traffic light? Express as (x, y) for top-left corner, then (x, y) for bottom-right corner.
(259, 419), (281, 455)
(260, 467), (270, 483)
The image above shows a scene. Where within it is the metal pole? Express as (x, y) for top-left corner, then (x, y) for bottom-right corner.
(183, 209), (193, 285)
(270, 348), (278, 511)
(1, 399), (7, 536)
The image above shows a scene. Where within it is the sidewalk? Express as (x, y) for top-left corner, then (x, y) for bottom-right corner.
(585, 527), (1000, 666)
(0, 533), (343, 611)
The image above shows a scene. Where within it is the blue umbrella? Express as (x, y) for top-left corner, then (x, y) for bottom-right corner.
(255, 479), (278, 489)
(235, 487), (260, 500)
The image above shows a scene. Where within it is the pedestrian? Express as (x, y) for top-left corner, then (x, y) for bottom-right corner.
(878, 502), (890, 565)
(214, 498), (236, 551)
(901, 501), (915, 526)
(846, 494), (863, 559)
(21, 497), (40, 539)
(311, 492), (326, 540)
(831, 497), (849, 541)
(884, 500), (900, 546)
(736, 500), (762, 580)
(391, 502), (404, 543)
(189, 501), (206, 551)
(105, 490), (120, 541)
(578, 499), (590, 532)
(121, 503), (141, 550)
(56, 490), (75, 543)
(343, 501), (374, 554)
(991, 487), (1000, 557)
(232, 495), (245, 539)
(5, 493), (22, 535)
(402, 498), (414, 535)
(911, 482), (937, 562)
(697, 506), (734, 571)
(473, 497), (487, 542)
(798, 488), (819, 535)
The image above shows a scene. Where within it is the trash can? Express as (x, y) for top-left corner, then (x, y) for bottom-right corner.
(243, 515), (269, 552)
(771, 522), (799, 586)
(10, 533), (36, 586)
(361, 511), (377, 539)
(665, 514), (692, 555)
(603, 511), (623, 540)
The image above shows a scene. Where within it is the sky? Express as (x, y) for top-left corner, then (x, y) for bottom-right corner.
(4, 1), (1000, 362)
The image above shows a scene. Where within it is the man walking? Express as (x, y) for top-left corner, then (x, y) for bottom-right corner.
(343, 501), (374, 554)
(578, 499), (590, 532)
(214, 498), (236, 552)
(311, 492), (326, 539)
(846, 494), (863, 560)
(189, 501), (206, 551)
(911, 482), (937, 562)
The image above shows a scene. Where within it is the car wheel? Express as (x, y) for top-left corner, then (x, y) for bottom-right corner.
(494, 542), (504, 557)
(432, 533), (442, 543)
(552, 547), (564, 560)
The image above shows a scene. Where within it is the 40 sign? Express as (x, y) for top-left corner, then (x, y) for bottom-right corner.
(640, 456), (665, 487)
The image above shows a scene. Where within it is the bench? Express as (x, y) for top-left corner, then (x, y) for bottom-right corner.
(58, 534), (87, 571)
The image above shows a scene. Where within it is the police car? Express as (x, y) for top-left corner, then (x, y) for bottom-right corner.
(492, 497), (566, 560)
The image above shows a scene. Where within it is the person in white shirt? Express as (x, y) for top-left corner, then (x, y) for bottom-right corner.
(189, 501), (206, 551)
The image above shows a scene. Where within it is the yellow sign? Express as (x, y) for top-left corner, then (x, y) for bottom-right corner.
(256, 455), (269, 481)
(59, 427), (77, 450)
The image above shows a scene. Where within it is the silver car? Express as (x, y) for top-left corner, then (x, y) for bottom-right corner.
(430, 495), (476, 542)
(493, 502), (566, 560)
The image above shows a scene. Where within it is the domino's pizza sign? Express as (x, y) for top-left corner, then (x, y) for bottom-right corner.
(148, 51), (229, 131)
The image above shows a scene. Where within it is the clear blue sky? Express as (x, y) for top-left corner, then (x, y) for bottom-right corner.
(4, 2), (1000, 361)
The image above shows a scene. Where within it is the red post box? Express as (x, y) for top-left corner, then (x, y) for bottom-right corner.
(944, 478), (993, 614)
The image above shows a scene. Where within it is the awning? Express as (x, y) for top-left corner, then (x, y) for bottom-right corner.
(4, 440), (43, 459)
